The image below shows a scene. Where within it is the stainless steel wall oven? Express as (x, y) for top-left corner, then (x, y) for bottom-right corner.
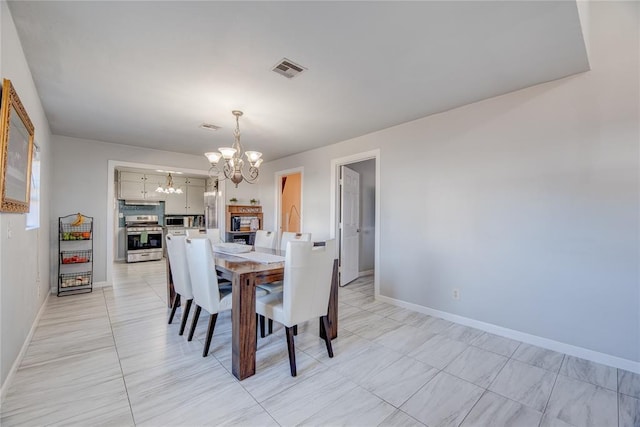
(125, 215), (163, 262)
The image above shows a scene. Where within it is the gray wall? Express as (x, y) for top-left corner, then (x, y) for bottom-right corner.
(51, 136), (212, 284)
(1, 1), (53, 387)
(348, 160), (375, 273)
(257, 2), (639, 363)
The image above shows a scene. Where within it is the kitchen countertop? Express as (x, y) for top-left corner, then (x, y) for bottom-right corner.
(164, 226), (206, 236)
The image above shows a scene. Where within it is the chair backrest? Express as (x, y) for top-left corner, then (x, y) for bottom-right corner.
(280, 232), (311, 252)
(184, 236), (222, 314)
(283, 240), (336, 326)
(187, 228), (204, 237)
(205, 228), (222, 246)
(254, 230), (276, 249)
(165, 234), (193, 300)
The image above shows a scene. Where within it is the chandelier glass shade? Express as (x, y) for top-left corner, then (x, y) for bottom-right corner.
(205, 110), (262, 187)
(155, 173), (183, 194)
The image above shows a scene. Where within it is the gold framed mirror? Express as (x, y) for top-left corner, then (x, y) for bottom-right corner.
(0, 79), (34, 213)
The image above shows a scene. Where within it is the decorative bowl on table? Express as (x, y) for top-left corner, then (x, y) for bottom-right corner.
(212, 242), (252, 254)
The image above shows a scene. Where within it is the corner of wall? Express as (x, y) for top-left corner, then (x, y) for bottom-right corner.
(576, 0), (591, 69)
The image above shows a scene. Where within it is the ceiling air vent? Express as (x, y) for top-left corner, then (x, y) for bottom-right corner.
(272, 58), (307, 79)
(200, 123), (221, 131)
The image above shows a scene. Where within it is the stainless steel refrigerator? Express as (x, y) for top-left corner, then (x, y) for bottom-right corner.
(204, 190), (219, 229)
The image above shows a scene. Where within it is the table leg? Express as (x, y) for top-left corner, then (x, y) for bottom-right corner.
(320, 259), (339, 340)
(231, 272), (257, 380)
(166, 257), (175, 309)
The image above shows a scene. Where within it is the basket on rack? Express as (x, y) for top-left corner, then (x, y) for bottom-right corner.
(59, 272), (92, 289)
(60, 223), (92, 240)
(58, 213), (94, 296)
(60, 250), (92, 264)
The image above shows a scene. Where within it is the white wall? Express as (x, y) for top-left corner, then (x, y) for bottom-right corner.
(224, 178), (259, 207)
(0, 0), (53, 387)
(258, 2), (639, 365)
(51, 135), (212, 284)
(348, 160), (375, 273)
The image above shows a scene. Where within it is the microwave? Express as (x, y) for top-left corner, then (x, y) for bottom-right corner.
(165, 217), (185, 227)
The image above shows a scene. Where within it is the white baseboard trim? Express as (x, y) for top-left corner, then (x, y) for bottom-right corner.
(1, 290), (50, 399)
(376, 294), (640, 374)
(358, 270), (374, 277)
(93, 281), (111, 289)
(50, 281), (111, 294)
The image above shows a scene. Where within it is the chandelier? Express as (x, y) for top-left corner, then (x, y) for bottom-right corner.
(205, 110), (262, 187)
(155, 173), (183, 194)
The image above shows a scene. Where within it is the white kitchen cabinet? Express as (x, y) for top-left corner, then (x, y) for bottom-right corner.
(118, 171), (166, 201)
(186, 180), (205, 214)
(142, 174), (168, 201)
(163, 177), (204, 215)
(164, 186), (187, 214)
(119, 180), (145, 200)
(120, 171), (145, 182)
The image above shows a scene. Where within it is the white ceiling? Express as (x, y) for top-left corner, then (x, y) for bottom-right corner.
(8, 1), (588, 162)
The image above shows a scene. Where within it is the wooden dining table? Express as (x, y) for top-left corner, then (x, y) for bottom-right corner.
(166, 247), (339, 380)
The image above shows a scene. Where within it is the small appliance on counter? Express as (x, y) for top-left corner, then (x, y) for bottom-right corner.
(165, 216), (185, 227)
(165, 215), (204, 228)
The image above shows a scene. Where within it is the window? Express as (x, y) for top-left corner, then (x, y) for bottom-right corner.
(26, 144), (40, 230)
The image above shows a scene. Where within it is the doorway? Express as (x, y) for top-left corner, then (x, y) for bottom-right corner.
(281, 172), (302, 233)
(330, 150), (380, 293)
(275, 168), (303, 247)
(105, 160), (214, 285)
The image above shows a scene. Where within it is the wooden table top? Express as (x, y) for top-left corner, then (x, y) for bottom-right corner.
(213, 248), (285, 283)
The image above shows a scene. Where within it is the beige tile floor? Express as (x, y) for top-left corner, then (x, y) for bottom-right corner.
(1, 260), (638, 426)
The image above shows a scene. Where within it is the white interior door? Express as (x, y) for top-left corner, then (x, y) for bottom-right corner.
(340, 165), (360, 286)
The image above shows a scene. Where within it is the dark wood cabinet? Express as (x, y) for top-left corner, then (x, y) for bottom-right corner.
(225, 205), (263, 244)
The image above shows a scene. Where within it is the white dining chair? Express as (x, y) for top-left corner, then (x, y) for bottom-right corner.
(206, 228), (233, 290)
(257, 232), (312, 326)
(205, 228), (223, 245)
(186, 229), (204, 237)
(265, 232), (311, 292)
(279, 232), (311, 252)
(165, 234), (193, 336)
(184, 236), (233, 357)
(255, 239), (336, 376)
(254, 230), (276, 250)
(254, 230), (278, 336)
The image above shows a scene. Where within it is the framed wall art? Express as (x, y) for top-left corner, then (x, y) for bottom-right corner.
(0, 78), (34, 213)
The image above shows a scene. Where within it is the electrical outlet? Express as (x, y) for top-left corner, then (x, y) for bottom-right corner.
(453, 289), (460, 300)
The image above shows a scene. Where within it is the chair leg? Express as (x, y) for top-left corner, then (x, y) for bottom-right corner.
(203, 313), (218, 357)
(259, 315), (266, 338)
(188, 305), (201, 341)
(321, 316), (334, 358)
(168, 293), (180, 324)
(293, 325), (298, 336)
(285, 326), (297, 377)
(268, 319), (273, 335)
(179, 299), (192, 335)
